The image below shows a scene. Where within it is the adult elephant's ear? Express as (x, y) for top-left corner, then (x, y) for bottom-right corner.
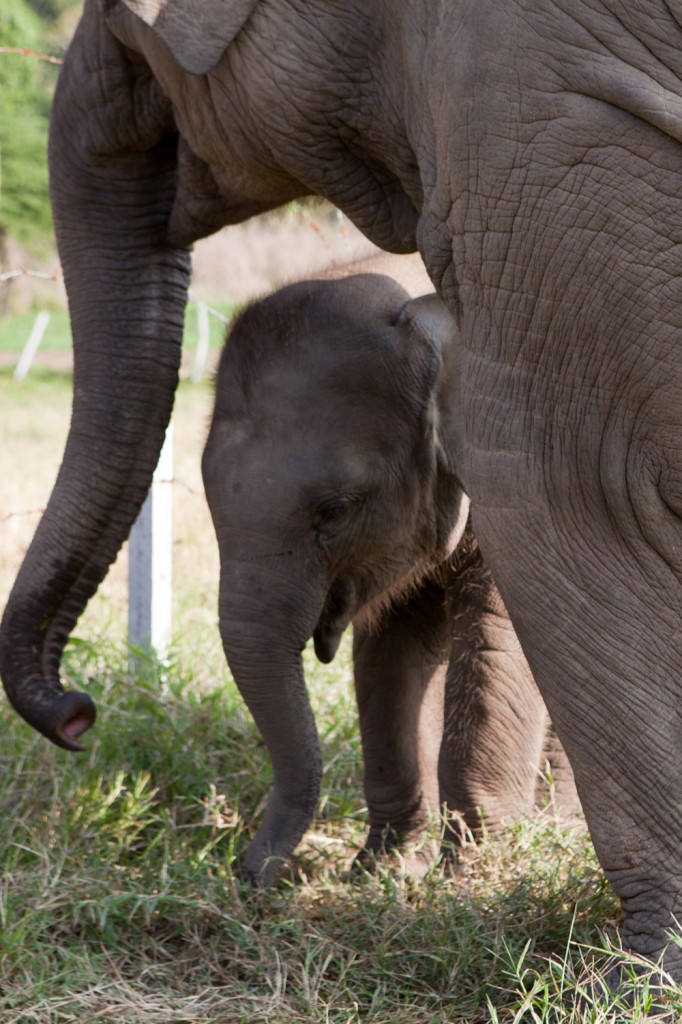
(119, 0), (258, 74)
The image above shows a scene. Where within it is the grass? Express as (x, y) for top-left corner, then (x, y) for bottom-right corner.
(0, 310), (74, 353)
(1, 358), (682, 1021)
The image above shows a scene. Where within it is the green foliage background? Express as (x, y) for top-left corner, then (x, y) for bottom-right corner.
(0, 0), (78, 248)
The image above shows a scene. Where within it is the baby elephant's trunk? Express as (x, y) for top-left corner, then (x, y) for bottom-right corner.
(216, 552), (324, 885)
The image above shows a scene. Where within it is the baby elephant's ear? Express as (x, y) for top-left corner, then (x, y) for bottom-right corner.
(119, 0), (258, 74)
(396, 294), (461, 473)
(396, 293), (457, 356)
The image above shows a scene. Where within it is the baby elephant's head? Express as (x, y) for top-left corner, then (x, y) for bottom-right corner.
(203, 271), (468, 668)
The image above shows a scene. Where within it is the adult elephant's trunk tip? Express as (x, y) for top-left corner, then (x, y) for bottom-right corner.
(42, 690), (96, 752)
(1, 635), (97, 752)
(6, 681), (96, 753)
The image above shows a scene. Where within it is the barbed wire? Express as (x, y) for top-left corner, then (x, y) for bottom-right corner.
(0, 507), (45, 522)
(1, 477), (202, 523)
(1, 275), (231, 323)
(1, 268), (62, 284)
(0, 47), (63, 65)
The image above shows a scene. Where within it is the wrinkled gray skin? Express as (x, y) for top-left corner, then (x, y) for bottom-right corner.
(2, 0), (682, 976)
(203, 253), (580, 884)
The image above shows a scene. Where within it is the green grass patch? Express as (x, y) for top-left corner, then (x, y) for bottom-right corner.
(0, 310), (71, 352)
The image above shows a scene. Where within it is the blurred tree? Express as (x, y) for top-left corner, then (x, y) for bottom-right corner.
(0, 0), (61, 248)
(25, 0), (73, 18)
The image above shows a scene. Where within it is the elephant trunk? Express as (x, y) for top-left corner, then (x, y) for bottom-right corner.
(217, 555), (324, 885)
(0, 27), (191, 749)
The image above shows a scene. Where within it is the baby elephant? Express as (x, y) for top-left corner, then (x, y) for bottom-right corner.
(202, 254), (579, 885)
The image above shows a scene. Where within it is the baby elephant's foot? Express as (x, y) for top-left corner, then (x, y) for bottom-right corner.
(349, 830), (440, 882)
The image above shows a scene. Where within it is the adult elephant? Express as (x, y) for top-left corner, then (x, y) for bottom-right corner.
(1, 0), (682, 979)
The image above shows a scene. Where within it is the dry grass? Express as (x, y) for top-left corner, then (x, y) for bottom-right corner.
(1, 363), (681, 1022)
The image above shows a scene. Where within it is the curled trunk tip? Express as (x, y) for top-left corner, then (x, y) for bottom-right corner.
(6, 683), (96, 753)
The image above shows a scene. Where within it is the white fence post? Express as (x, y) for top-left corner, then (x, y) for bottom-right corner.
(191, 300), (211, 384)
(128, 425), (173, 664)
(14, 310), (50, 381)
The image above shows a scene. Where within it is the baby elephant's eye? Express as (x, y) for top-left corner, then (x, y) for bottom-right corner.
(312, 495), (360, 535)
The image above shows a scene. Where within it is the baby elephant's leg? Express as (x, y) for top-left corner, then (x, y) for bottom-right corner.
(439, 540), (547, 847)
(352, 578), (452, 877)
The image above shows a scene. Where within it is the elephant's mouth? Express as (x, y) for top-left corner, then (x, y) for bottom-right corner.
(313, 578), (357, 663)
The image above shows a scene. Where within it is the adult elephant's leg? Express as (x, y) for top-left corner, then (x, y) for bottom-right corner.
(440, 46), (682, 965)
(0, 12), (189, 747)
(352, 578), (452, 876)
(438, 536), (548, 844)
(456, 266), (682, 974)
(462, 0), (682, 970)
(473, 484), (682, 972)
